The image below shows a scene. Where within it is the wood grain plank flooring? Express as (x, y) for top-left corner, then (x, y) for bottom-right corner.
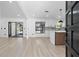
(0, 37), (65, 57)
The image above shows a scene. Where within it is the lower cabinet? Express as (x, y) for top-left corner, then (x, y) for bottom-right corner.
(55, 32), (66, 45)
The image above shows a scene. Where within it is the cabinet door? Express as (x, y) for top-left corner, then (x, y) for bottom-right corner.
(55, 32), (65, 45)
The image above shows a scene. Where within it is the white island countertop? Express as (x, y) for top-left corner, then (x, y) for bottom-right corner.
(55, 31), (66, 32)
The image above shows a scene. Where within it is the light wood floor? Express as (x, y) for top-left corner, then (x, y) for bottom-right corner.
(0, 37), (65, 57)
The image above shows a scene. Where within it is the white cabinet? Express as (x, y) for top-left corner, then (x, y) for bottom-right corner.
(50, 30), (55, 45)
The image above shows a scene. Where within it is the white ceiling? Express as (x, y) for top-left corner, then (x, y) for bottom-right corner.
(0, 1), (26, 18)
(0, 1), (65, 19)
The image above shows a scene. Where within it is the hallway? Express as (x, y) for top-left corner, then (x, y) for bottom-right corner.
(0, 37), (65, 57)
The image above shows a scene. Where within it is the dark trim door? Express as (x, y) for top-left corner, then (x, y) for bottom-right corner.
(66, 1), (79, 57)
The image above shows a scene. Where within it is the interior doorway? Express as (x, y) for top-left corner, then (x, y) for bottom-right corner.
(8, 22), (23, 37)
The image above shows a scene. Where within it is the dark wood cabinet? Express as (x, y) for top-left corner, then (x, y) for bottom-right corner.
(55, 32), (65, 45)
(66, 1), (79, 57)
